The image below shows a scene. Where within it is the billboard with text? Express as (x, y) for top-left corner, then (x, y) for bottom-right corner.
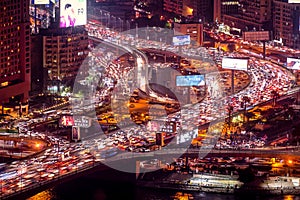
(287, 57), (300, 70)
(59, 115), (75, 127)
(222, 57), (248, 71)
(60, 0), (87, 28)
(32, 0), (49, 4)
(172, 35), (190, 46)
(176, 75), (205, 87)
(243, 31), (270, 41)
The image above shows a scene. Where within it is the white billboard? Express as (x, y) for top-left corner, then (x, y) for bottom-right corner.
(288, 0), (300, 3)
(176, 75), (205, 86)
(33, 0), (50, 4)
(222, 57), (248, 71)
(60, 0), (87, 28)
(287, 57), (300, 70)
(172, 35), (191, 46)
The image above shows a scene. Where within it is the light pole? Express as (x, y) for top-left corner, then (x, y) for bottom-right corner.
(20, 138), (24, 159)
(227, 104), (234, 130)
(242, 96), (250, 123)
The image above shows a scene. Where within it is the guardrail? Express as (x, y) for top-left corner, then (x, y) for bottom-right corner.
(2, 145), (300, 199)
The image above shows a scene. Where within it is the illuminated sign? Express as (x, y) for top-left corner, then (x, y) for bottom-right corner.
(176, 75), (205, 86)
(59, 115), (75, 126)
(288, 0), (300, 3)
(60, 0), (87, 28)
(74, 115), (91, 128)
(32, 0), (49, 4)
(287, 57), (300, 70)
(243, 31), (270, 41)
(72, 126), (80, 140)
(222, 57), (248, 71)
(172, 35), (191, 46)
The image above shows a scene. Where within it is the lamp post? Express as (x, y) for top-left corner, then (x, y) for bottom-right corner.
(227, 104), (234, 130)
(242, 96), (250, 123)
(20, 138), (24, 159)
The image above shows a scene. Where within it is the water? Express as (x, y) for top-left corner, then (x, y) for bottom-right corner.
(27, 178), (300, 200)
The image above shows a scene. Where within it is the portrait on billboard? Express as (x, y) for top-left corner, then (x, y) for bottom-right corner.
(72, 126), (80, 140)
(60, 0), (87, 28)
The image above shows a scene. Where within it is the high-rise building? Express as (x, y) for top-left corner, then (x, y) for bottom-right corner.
(193, 0), (214, 22)
(223, 0), (272, 31)
(41, 27), (89, 93)
(221, 0), (239, 19)
(273, 0), (300, 49)
(163, 0), (184, 16)
(0, 0), (31, 114)
(214, 0), (222, 22)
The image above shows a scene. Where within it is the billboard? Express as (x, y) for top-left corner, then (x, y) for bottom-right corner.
(172, 35), (191, 46)
(60, 0), (87, 28)
(32, 0), (50, 4)
(176, 75), (205, 86)
(287, 57), (300, 70)
(243, 31), (270, 41)
(222, 57), (248, 71)
(288, 0), (300, 3)
(72, 126), (80, 140)
(146, 121), (177, 133)
(74, 115), (91, 128)
(59, 115), (75, 126)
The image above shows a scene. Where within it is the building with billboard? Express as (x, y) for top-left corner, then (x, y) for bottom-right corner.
(173, 22), (203, 46)
(0, 0), (31, 115)
(222, 0), (272, 31)
(273, 0), (300, 49)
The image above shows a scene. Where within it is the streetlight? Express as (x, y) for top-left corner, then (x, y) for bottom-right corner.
(227, 104), (234, 129)
(20, 138), (24, 159)
(271, 90), (279, 107)
(242, 96), (250, 123)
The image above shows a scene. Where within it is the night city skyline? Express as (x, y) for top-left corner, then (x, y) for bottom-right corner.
(1, 0), (300, 199)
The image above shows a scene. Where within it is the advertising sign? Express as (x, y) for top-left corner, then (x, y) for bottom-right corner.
(243, 31), (270, 41)
(172, 35), (191, 46)
(222, 57), (248, 71)
(288, 0), (300, 3)
(32, 0), (50, 4)
(60, 0), (87, 28)
(287, 57), (300, 70)
(74, 116), (91, 128)
(72, 126), (80, 140)
(59, 115), (75, 127)
(176, 75), (205, 87)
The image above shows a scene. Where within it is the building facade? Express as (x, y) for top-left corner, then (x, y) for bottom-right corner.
(273, 0), (300, 49)
(174, 22), (204, 46)
(163, 0), (184, 16)
(0, 0), (31, 114)
(41, 27), (89, 93)
(223, 0), (272, 31)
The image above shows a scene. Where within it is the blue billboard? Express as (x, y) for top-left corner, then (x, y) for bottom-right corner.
(172, 35), (191, 46)
(176, 75), (205, 86)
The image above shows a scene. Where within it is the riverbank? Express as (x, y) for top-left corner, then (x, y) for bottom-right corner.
(137, 170), (300, 196)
